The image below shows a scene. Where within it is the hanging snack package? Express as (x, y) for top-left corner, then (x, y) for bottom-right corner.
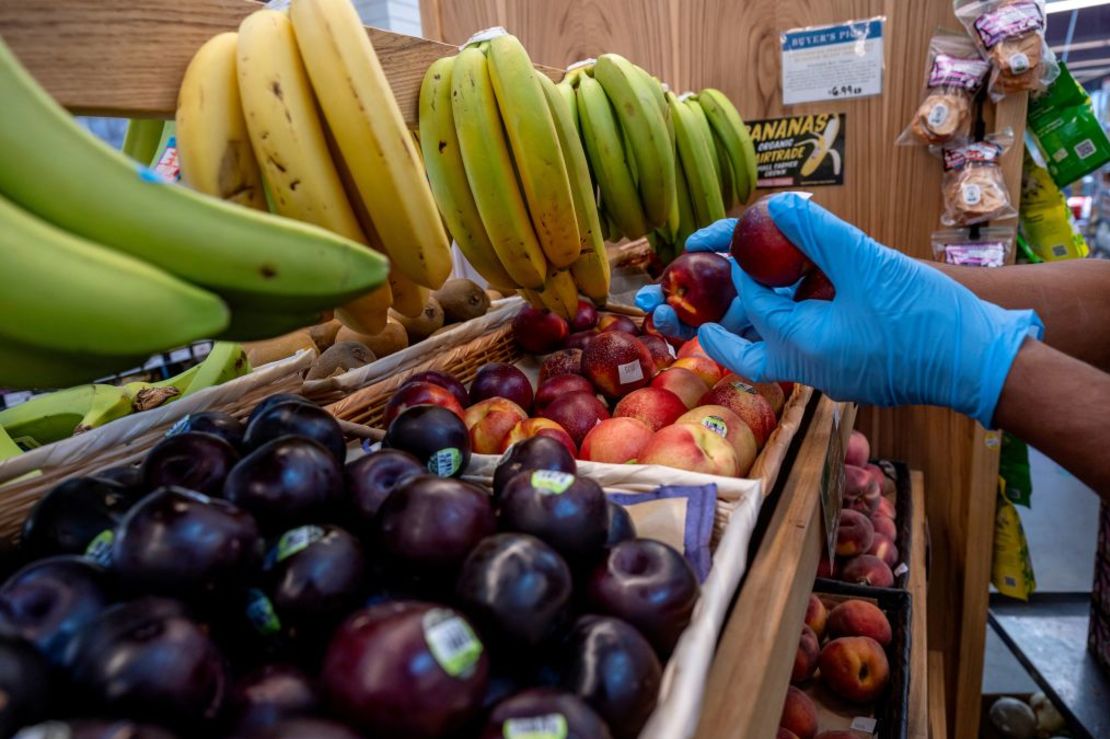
(1027, 62), (1110, 188)
(898, 29), (990, 146)
(1019, 142), (1091, 260)
(931, 226), (1014, 266)
(940, 130), (1017, 227)
(955, 0), (1059, 101)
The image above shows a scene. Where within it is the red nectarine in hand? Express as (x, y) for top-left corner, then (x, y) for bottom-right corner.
(731, 196), (812, 287)
(659, 252), (737, 326)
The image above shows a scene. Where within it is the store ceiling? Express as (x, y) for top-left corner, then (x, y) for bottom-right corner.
(1045, 0), (1110, 88)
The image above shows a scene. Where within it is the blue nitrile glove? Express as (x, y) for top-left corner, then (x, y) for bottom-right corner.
(634, 219), (752, 340)
(697, 193), (1044, 427)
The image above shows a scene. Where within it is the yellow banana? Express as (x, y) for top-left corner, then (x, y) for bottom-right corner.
(517, 289), (546, 310)
(669, 91), (726, 227)
(418, 56), (518, 289)
(696, 88), (756, 204)
(536, 268), (579, 320)
(386, 269), (429, 319)
(289, 0), (452, 290)
(451, 46), (547, 289)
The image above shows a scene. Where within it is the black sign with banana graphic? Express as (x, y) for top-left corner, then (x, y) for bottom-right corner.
(746, 113), (846, 188)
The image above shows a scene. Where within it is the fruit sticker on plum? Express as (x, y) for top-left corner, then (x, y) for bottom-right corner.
(428, 447), (463, 477)
(502, 714), (569, 739)
(245, 588), (282, 636)
(265, 525), (326, 569)
(530, 470), (575, 495)
(617, 360), (645, 386)
(747, 114), (846, 188)
(422, 608), (483, 678)
(84, 529), (115, 567)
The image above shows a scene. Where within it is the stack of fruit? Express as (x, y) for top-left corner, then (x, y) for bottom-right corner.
(0, 393), (696, 738)
(779, 594), (896, 739)
(0, 35), (389, 389)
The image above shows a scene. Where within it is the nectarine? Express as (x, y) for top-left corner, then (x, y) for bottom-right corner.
(539, 391), (611, 448)
(637, 334), (676, 372)
(538, 349), (583, 385)
(731, 196), (812, 287)
(535, 374), (596, 412)
(659, 252), (737, 326)
(580, 417), (654, 464)
(675, 405), (757, 476)
(614, 387), (687, 432)
(501, 418), (578, 458)
(640, 424), (740, 477)
(650, 368), (709, 409)
(582, 331), (655, 399)
(384, 381), (465, 426)
(717, 373), (785, 417)
(671, 356), (725, 388)
(464, 397), (528, 454)
(597, 314), (639, 335)
(699, 380), (776, 448)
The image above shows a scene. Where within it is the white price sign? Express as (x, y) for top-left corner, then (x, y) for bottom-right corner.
(781, 17), (885, 105)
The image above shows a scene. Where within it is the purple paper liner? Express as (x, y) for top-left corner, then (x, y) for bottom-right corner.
(606, 483), (718, 582)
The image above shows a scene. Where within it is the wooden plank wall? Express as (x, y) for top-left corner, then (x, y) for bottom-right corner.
(420, 1), (1026, 735)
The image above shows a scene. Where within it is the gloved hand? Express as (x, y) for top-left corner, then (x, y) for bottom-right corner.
(697, 193), (1043, 427)
(634, 220), (752, 341)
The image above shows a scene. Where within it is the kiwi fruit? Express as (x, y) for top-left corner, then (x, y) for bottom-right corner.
(433, 278), (490, 323)
(336, 320), (408, 358)
(390, 297), (444, 343)
(306, 341), (376, 380)
(244, 331), (318, 367)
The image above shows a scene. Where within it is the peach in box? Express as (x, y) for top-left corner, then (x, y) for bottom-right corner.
(613, 387), (686, 432)
(827, 599), (892, 646)
(463, 397), (528, 454)
(699, 379), (776, 448)
(845, 430), (870, 467)
(501, 418), (577, 458)
(383, 381), (465, 427)
(659, 252), (736, 326)
(779, 686), (817, 739)
(804, 594), (828, 638)
(871, 512), (897, 541)
(671, 356), (724, 388)
(675, 405), (756, 476)
(718, 373), (785, 417)
(792, 624), (820, 683)
(650, 368), (708, 409)
(582, 331), (655, 399)
(639, 424), (740, 477)
(835, 509), (874, 558)
(868, 534), (899, 569)
(580, 418), (653, 464)
(730, 195), (812, 288)
(540, 391), (611, 448)
(535, 374), (595, 412)
(841, 554), (894, 588)
(819, 636), (890, 703)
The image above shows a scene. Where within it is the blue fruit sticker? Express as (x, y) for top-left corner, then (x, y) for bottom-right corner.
(245, 588), (282, 636)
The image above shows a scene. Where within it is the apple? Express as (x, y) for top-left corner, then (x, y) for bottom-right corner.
(323, 602), (489, 737)
(464, 397), (529, 454)
(571, 299), (600, 332)
(582, 332), (655, 399)
(613, 387), (687, 431)
(718, 373), (786, 417)
(700, 379), (777, 448)
(540, 391), (611, 448)
(845, 431), (870, 467)
(597, 314), (638, 335)
(563, 330), (598, 352)
(535, 374), (596, 411)
(730, 196), (812, 287)
(499, 470), (608, 564)
(142, 431), (240, 497)
(0, 636), (51, 736)
(469, 363), (534, 412)
(585, 539), (699, 657)
(670, 356), (724, 388)
(481, 688), (612, 739)
(492, 436), (577, 500)
(641, 312), (683, 350)
(675, 405), (758, 476)
(383, 381), (465, 427)
(637, 334), (675, 371)
(804, 594), (828, 638)
(650, 367), (709, 409)
(559, 615), (661, 739)
(835, 510), (875, 557)
(513, 306), (569, 354)
(345, 449), (425, 525)
(580, 417), (654, 464)
(639, 424), (741, 477)
(539, 349), (584, 385)
(868, 534), (899, 569)
(406, 370), (470, 409)
(819, 636), (890, 703)
(605, 501), (637, 547)
(840, 554), (895, 588)
(827, 599), (892, 646)
(660, 252), (737, 326)
(455, 533), (572, 650)
(778, 685), (817, 739)
(383, 405), (471, 478)
(794, 269), (835, 301)
(501, 418), (578, 458)
(792, 624), (820, 683)
(228, 663), (321, 734)
(244, 400), (347, 463)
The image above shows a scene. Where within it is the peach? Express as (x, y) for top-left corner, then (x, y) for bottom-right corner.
(640, 424), (740, 477)
(792, 624), (820, 683)
(675, 405), (757, 476)
(840, 554), (894, 588)
(827, 599), (892, 646)
(814, 732), (858, 739)
(731, 196), (813, 288)
(777, 730), (800, 739)
(597, 314), (639, 335)
(845, 430), (870, 467)
(535, 374), (596, 412)
(868, 534), (899, 569)
(804, 594), (828, 638)
(501, 418), (577, 458)
(540, 391), (611, 448)
(844, 471), (881, 516)
(819, 636), (890, 703)
(677, 336), (711, 360)
(868, 463), (896, 496)
(581, 331), (655, 399)
(464, 397), (528, 454)
(699, 380), (776, 448)
(637, 334), (676, 372)
(836, 510), (875, 557)
(817, 554), (839, 579)
(614, 387), (687, 432)
(779, 686), (818, 739)
(580, 417), (654, 464)
(538, 349), (583, 385)
(671, 356), (724, 388)
(650, 368), (709, 409)
(870, 513), (897, 542)
(875, 496), (897, 520)
(718, 373), (785, 417)
(384, 381), (465, 426)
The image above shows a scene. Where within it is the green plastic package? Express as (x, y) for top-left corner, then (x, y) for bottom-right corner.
(992, 477), (1036, 601)
(1027, 61), (1110, 188)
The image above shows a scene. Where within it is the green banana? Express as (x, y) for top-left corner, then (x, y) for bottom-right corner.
(710, 126), (737, 211)
(181, 342), (251, 398)
(121, 119), (166, 165)
(593, 54), (675, 229)
(696, 88), (757, 204)
(0, 384), (133, 446)
(0, 38), (388, 313)
(674, 146), (698, 251)
(122, 367), (197, 412)
(575, 74), (648, 240)
(555, 79), (579, 136)
(219, 307), (323, 341)
(669, 92), (726, 227)
(634, 67), (681, 242)
(685, 98), (721, 186)
(0, 425), (40, 482)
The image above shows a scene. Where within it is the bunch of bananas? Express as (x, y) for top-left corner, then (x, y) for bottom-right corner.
(0, 29), (390, 390)
(418, 31), (610, 319)
(175, 0), (453, 340)
(0, 342), (251, 448)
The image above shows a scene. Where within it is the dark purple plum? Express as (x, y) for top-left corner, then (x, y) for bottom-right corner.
(0, 635), (51, 737)
(405, 370), (470, 409)
(21, 477), (141, 558)
(586, 539), (699, 657)
(224, 437), (344, 533)
(481, 688), (613, 739)
(345, 450), (425, 526)
(559, 616), (661, 739)
(247, 394), (313, 427)
(29, 720), (178, 739)
(246, 717), (362, 739)
(323, 601), (489, 738)
(244, 401), (346, 462)
(166, 411), (245, 450)
(228, 664), (321, 734)
(89, 464), (146, 497)
(492, 435), (576, 500)
(469, 363), (533, 412)
(499, 471), (608, 564)
(382, 405), (470, 478)
(605, 501), (637, 547)
(0, 556), (113, 665)
(111, 487), (261, 600)
(455, 534), (571, 651)
(142, 431), (240, 496)
(64, 598), (228, 727)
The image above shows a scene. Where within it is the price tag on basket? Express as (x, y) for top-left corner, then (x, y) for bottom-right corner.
(820, 412), (846, 563)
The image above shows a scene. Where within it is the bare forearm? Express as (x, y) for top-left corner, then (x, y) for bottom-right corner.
(933, 260), (1110, 372)
(994, 339), (1110, 497)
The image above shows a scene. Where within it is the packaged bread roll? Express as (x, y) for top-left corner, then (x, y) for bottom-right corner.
(956, 0), (1059, 101)
(898, 30), (990, 147)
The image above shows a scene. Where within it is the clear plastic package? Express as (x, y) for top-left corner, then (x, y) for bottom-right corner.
(898, 29), (990, 146)
(940, 129), (1017, 227)
(954, 0), (1059, 101)
(931, 226), (1015, 266)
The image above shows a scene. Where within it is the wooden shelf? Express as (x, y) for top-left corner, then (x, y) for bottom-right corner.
(908, 470), (929, 739)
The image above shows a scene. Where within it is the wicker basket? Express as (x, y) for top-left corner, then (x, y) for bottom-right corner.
(0, 350), (313, 541)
